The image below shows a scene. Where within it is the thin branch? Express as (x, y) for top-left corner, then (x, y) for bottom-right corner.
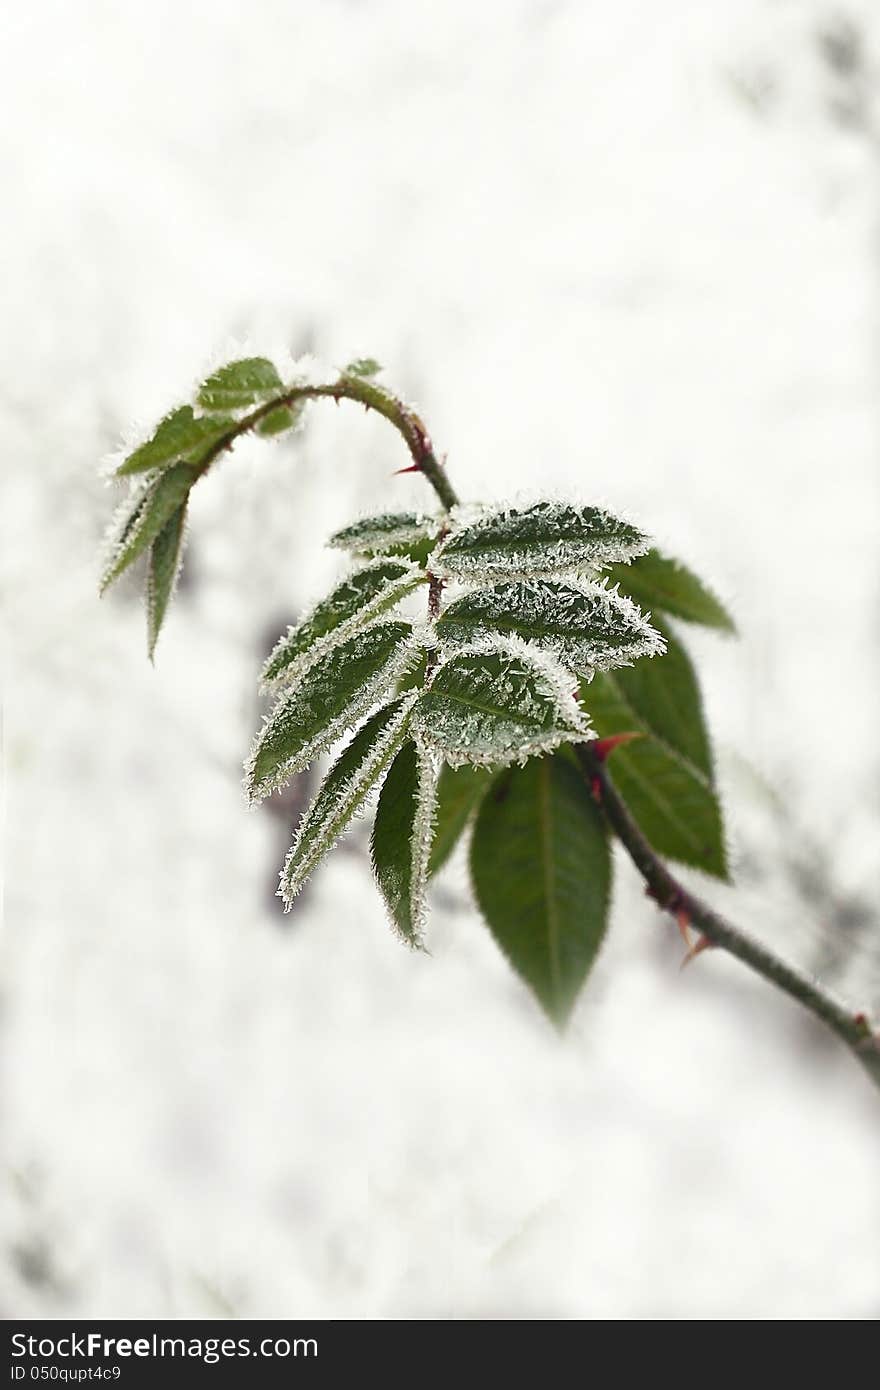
(193, 374), (880, 1090)
(575, 745), (880, 1092)
(195, 375), (460, 511)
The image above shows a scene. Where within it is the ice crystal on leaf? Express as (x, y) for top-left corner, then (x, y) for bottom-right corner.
(280, 694), (417, 906)
(261, 558), (426, 688)
(100, 464), (199, 594)
(245, 620), (420, 803)
(435, 577), (664, 675)
(328, 511), (442, 557)
(433, 501), (648, 580)
(371, 740), (439, 946)
(115, 405), (233, 477)
(413, 635), (593, 768)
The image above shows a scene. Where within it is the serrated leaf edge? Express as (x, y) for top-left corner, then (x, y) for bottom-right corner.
(279, 693), (418, 907)
(327, 511), (442, 555)
(412, 633), (596, 769)
(244, 624), (425, 804)
(406, 745), (439, 948)
(432, 502), (650, 581)
(260, 557), (427, 691)
(436, 573), (666, 674)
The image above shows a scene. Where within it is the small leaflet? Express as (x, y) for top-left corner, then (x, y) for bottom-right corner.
(146, 502), (188, 659)
(412, 635), (593, 768)
(280, 694), (417, 906)
(197, 357), (284, 412)
(100, 464), (199, 594)
(256, 401), (304, 437)
(116, 406), (233, 476)
(245, 621), (419, 803)
(370, 740), (439, 946)
(261, 558), (426, 688)
(328, 511), (441, 556)
(435, 577), (664, 675)
(433, 501), (649, 580)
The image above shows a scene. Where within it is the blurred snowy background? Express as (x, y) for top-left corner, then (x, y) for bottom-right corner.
(2, 0), (880, 1320)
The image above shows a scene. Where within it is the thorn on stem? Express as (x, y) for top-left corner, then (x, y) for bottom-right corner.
(393, 463), (422, 476)
(675, 906), (693, 948)
(593, 731), (643, 763)
(679, 933), (713, 971)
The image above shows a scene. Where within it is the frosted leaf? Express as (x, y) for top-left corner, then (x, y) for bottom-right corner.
(435, 577), (665, 675)
(413, 636), (593, 768)
(261, 558), (426, 688)
(328, 511), (441, 557)
(370, 740), (439, 946)
(116, 405), (233, 476)
(280, 694), (416, 906)
(146, 501), (188, 659)
(100, 463), (199, 593)
(433, 501), (648, 580)
(245, 621), (420, 803)
(197, 357), (283, 412)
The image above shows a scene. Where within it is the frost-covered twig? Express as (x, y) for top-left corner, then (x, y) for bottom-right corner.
(575, 745), (880, 1092)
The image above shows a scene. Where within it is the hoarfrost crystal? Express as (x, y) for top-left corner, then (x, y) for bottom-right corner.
(245, 621), (421, 803)
(280, 694), (417, 905)
(435, 576), (664, 675)
(261, 558), (425, 688)
(433, 501), (648, 580)
(413, 635), (594, 767)
(328, 511), (442, 556)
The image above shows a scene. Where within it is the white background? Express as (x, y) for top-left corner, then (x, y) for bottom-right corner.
(2, 0), (879, 1318)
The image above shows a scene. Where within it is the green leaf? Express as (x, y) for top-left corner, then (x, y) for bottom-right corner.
(434, 502), (648, 581)
(197, 357), (283, 411)
(413, 638), (592, 767)
(607, 549), (735, 632)
(328, 511), (441, 557)
(470, 754), (612, 1025)
(280, 695), (416, 906)
(261, 559), (426, 687)
(256, 403), (302, 437)
(344, 357), (383, 378)
(436, 578), (663, 674)
(428, 763), (497, 876)
(608, 618), (712, 778)
(371, 740), (438, 945)
(146, 502), (187, 659)
(245, 620), (418, 802)
(580, 673), (728, 878)
(116, 406), (232, 476)
(101, 464), (199, 593)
